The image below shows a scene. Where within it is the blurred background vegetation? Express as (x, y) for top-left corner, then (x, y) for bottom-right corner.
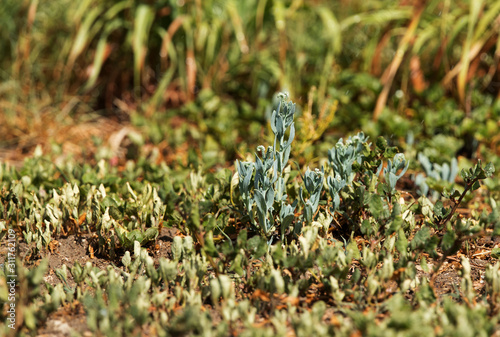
(0, 0), (499, 172)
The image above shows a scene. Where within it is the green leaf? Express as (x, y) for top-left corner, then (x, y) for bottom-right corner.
(433, 201), (450, 220)
(361, 219), (377, 236)
(102, 196), (119, 208)
(113, 221), (129, 247)
(368, 193), (384, 219)
(387, 216), (403, 235)
(411, 226), (431, 250)
(189, 202), (200, 230)
(159, 258), (178, 282)
(346, 239), (360, 261)
(441, 230), (457, 252)
(203, 216), (217, 231)
(449, 189), (462, 200)
(383, 147), (398, 158)
(237, 230), (247, 247)
(108, 206), (122, 220)
(484, 162), (495, 177)
(172, 236), (183, 261)
(420, 256), (429, 273)
(460, 168), (470, 181)
(122, 252), (131, 268)
(203, 231), (219, 257)
(492, 248), (500, 259)
(247, 235), (267, 259)
(254, 189), (267, 215)
(229, 254), (244, 276)
(376, 137), (387, 150)
(144, 227), (159, 242)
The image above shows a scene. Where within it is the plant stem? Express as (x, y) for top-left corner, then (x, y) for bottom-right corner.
(439, 177), (479, 229)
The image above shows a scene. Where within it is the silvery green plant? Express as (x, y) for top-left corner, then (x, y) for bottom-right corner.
(413, 173), (429, 197)
(326, 132), (368, 213)
(300, 167), (325, 224)
(381, 153), (409, 193)
(253, 145), (278, 239)
(414, 153), (458, 199)
(419, 153), (458, 183)
(271, 94), (296, 173)
(327, 172), (346, 213)
(236, 93), (297, 242)
(236, 160), (255, 216)
(328, 132), (369, 186)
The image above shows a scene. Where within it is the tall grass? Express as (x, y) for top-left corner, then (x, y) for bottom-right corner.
(1, 0), (499, 124)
